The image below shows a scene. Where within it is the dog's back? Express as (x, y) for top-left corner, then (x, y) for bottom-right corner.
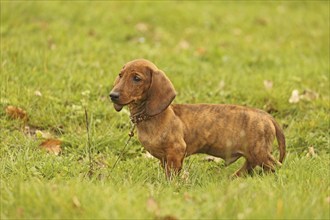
(171, 104), (282, 165)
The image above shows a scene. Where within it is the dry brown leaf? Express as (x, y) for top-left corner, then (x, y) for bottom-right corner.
(181, 170), (190, 182)
(195, 47), (207, 56)
(183, 192), (192, 201)
(88, 29), (97, 37)
(137, 37), (145, 43)
(178, 40), (190, 50)
(5, 105), (28, 121)
(36, 130), (53, 139)
(47, 37), (56, 50)
(72, 196), (81, 208)
(204, 155), (221, 163)
(306, 146), (317, 158)
(289, 90), (300, 103)
(34, 90), (42, 97)
(16, 207), (24, 218)
(263, 100), (278, 114)
(263, 80), (273, 90)
(232, 28), (242, 36)
(135, 22), (149, 32)
(325, 196), (330, 204)
(276, 199), (283, 216)
(158, 215), (179, 220)
(40, 139), (62, 155)
(218, 80), (225, 90)
(300, 89), (319, 101)
(24, 125), (37, 136)
(255, 17), (268, 26)
(146, 197), (159, 214)
(289, 89), (319, 104)
(143, 151), (154, 159)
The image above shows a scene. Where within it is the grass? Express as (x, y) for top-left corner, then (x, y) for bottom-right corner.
(1, 1), (329, 219)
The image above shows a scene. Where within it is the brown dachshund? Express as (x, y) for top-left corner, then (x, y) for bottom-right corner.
(109, 59), (286, 178)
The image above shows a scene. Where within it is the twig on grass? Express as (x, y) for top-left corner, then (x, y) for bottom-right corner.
(84, 108), (94, 176)
(110, 123), (136, 171)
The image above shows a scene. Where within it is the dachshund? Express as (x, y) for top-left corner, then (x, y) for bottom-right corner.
(109, 59), (286, 179)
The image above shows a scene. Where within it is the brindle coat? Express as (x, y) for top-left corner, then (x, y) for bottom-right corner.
(109, 59), (286, 178)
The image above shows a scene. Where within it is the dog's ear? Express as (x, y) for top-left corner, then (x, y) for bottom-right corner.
(145, 69), (176, 116)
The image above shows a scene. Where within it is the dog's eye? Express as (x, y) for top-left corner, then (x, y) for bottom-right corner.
(133, 75), (141, 82)
(119, 73), (123, 78)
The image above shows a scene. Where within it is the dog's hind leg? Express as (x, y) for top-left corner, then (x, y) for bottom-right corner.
(260, 153), (281, 173)
(231, 160), (255, 178)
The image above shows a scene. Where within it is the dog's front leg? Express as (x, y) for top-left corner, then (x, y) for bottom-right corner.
(163, 150), (185, 180)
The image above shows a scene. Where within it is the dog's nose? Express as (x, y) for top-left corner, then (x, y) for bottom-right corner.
(109, 91), (120, 101)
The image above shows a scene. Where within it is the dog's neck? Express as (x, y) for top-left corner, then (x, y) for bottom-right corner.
(128, 101), (170, 125)
(128, 101), (151, 124)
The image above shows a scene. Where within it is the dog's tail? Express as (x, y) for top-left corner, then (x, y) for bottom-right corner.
(272, 119), (286, 163)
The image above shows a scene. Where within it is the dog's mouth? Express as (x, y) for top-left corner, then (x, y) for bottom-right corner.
(112, 100), (133, 112)
(113, 103), (124, 112)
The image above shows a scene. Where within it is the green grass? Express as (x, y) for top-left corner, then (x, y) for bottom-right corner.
(1, 1), (329, 219)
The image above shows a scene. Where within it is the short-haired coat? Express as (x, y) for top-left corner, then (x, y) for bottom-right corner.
(109, 59), (286, 179)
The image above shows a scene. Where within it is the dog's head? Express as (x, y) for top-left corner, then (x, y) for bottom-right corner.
(109, 59), (176, 116)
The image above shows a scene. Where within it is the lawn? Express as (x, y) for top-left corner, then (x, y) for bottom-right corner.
(1, 1), (329, 219)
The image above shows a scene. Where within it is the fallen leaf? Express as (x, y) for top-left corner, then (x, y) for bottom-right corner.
(183, 192), (192, 201)
(2, 59), (7, 67)
(237, 213), (245, 220)
(0, 97), (9, 104)
(16, 207), (24, 218)
(72, 196), (81, 208)
(237, 208), (252, 220)
(204, 155), (221, 163)
(276, 199), (283, 216)
(143, 151), (154, 159)
(289, 89), (319, 104)
(263, 80), (273, 90)
(88, 29), (97, 37)
(157, 215), (179, 220)
(218, 80), (225, 90)
(146, 197), (159, 214)
(325, 196), (330, 204)
(219, 41), (230, 48)
(277, 5), (286, 13)
(289, 89), (300, 103)
(232, 28), (242, 36)
(300, 89), (319, 101)
(47, 37), (56, 50)
(35, 130), (53, 139)
(178, 40), (190, 50)
(81, 90), (90, 96)
(306, 146), (317, 158)
(34, 90), (42, 97)
(137, 37), (145, 43)
(195, 47), (207, 56)
(244, 35), (253, 43)
(263, 100), (278, 114)
(24, 125), (37, 136)
(255, 17), (268, 26)
(51, 184), (58, 191)
(40, 139), (62, 155)
(181, 170), (190, 181)
(5, 105), (28, 121)
(95, 156), (109, 168)
(135, 22), (149, 32)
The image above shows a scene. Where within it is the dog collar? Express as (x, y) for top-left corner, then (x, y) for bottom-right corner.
(130, 114), (152, 124)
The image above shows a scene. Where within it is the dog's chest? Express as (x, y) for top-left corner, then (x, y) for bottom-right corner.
(136, 127), (167, 159)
